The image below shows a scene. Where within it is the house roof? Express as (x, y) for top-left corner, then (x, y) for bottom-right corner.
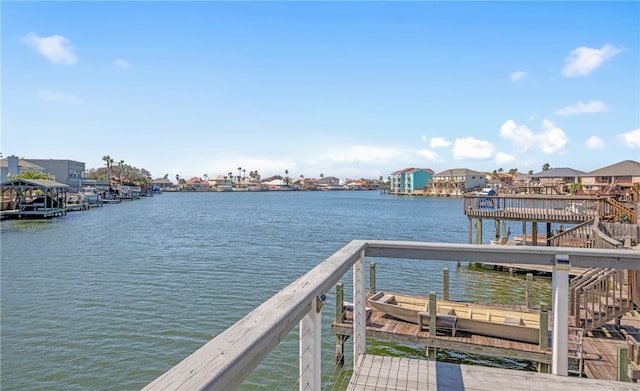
(152, 178), (174, 184)
(0, 158), (46, 171)
(532, 167), (585, 177)
(392, 167), (434, 175)
(582, 160), (640, 177)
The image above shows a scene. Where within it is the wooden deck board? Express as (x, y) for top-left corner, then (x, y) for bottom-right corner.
(347, 355), (637, 390)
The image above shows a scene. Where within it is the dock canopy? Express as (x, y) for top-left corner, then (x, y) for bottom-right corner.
(1, 178), (69, 218)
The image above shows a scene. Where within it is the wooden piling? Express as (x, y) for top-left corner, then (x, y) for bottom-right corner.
(618, 346), (630, 382)
(443, 268), (449, 301)
(526, 273), (533, 309)
(369, 262), (376, 295)
(539, 302), (548, 350)
(538, 302), (550, 373)
(429, 292), (437, 337)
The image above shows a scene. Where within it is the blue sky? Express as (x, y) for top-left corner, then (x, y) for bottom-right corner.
(2, 1), (639, 180)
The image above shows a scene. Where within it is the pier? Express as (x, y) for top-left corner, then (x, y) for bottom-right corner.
(143, 241), (640, 390)
(464, 195), (636, 247)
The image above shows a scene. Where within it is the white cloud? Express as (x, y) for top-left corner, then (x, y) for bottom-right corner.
(114, 59), (130, 70)
(494, 152), (516, 165)
(555, 101), (608, 116)
(416, 149), (441, 162)
(22, 33), (78, 65)
(453, 137), (494, 160)
(500, 119), (568, 155)
(35, 89), (82, 103)
(562, 44), (621, 77)
(538, 120), (568, 154)
(618, 129), (640, 148)
(430, 137), (451, 148)
(510, 71), (527, 82)
(421, 135), (427, 142)
(321, 144), (403, 164)
(585, 136), (605, 149)
(499, 120), (535, 152)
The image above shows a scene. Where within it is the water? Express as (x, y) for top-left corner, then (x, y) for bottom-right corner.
(1, 191), (551, 390)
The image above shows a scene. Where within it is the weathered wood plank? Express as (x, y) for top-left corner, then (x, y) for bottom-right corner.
(348, 355), (637, 391)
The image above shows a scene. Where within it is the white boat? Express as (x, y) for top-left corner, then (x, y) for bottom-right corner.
(80, 187), (103, 205)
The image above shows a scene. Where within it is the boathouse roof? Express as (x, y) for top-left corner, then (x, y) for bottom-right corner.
(1, 178), (68, 188)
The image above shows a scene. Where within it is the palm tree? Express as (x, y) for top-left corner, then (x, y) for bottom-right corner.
(203, 173), (208, 182)
(542, 163), (551, 171)
(119, 160), (125, 189)
(237, 167), (242, 182)
(285, 170), (290, 185)
(102, 155), (111, 181)
(320, 173), (324, 179)
(242, 169), (246, 180)
(228, 172), (233, 182)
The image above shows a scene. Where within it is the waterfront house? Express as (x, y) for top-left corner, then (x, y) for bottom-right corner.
(580, 160), (640, 199)
(316, 176), (341, 190)
(0, 156), (47, 182)
(208, 175), (233, 191)
(21, 158), (86, 192)
(390, 168), (434, 195)
(529, 167), (585, 195)
(151, 177), (175, 191)
(429, 168), (486, 196)
(185, 177), (210, 191)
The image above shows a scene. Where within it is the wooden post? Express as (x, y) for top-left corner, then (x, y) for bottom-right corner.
(476, 219), (483, 244)
(335, 283), (345, 366)
(429, 292), (437, 337)
(532, 222), (538, 247)
(352, 251), (366, 362)
(502, 220), (507, 240)
(299, 296), (321, 390)
(443, 268), (449, 301)
(552, 255), (569, 376)
(546, 222), (552, 246)
(526, 273), (533, 309)
(495, 219), (500, 241)
(468, 218), (473, 244)
(369, 262), (376, 294)
(618, 346), (630, 382)
(539, 302), (548, 350)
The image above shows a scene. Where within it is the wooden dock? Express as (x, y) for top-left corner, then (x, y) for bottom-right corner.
(333, 307), (556, 367)
(348, 355), (637, 390)
(334, 306), (640, 383)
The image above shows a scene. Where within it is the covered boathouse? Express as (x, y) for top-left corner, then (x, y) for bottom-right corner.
(1, 178), (68, 219)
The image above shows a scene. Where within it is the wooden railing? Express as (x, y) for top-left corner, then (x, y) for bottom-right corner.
(143, 242), (640, 390)
(550, 219), (596, 248)
(464, 195), (636, 224)
(600, 197), (637, 224)
(569, 268), (630, 330)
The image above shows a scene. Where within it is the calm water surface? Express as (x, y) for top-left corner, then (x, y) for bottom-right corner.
(1, 191), (551, 390)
